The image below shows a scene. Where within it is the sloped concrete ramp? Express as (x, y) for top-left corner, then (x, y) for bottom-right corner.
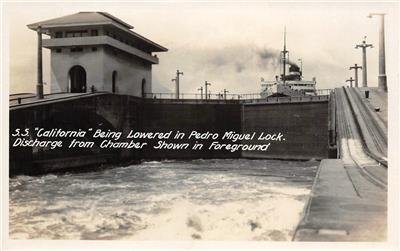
(294, 159), (386, 241)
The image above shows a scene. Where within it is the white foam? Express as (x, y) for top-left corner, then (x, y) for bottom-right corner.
(127, 192), (308, 241)
(9, 159), (314, 240)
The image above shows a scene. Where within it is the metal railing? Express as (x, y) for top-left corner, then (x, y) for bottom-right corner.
(316, 89), (333, 96)
(9, 92), (108, 108)
(10, 88), (333, 106)
(144, 92), (262, 100)
(145, 89), (332, 101)
(242, 95), (330, 104)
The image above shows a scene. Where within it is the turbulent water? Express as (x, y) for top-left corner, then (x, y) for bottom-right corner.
(9, 159), (318, 241)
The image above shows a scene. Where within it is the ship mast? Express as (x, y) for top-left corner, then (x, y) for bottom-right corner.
(281, 27), (289, 84)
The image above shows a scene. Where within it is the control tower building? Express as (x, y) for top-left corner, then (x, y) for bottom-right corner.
(28, 12), (168, 97)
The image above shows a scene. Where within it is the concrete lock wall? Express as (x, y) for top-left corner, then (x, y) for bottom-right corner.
(139, 102), (243, 159)
(9, 94), (143, 175)
(241, 102), (329, 160)
(9, 95), (329, 175)
(139, 101), (329, 160)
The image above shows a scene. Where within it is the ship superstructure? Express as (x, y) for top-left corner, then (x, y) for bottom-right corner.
(260, 28), (317, 98)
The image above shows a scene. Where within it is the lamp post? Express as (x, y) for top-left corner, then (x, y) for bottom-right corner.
(198, 86), (203, 99)
(223, 89), (229, 100)
(174, 70), (184, 99)
(349, 64), (362, 87)
(355, 36), (373, 87)
(205, 81), (211, 100)
(368, 13), (387, 92)
(346, 77), (355, 87)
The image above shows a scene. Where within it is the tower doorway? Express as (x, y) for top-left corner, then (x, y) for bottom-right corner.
(68, 65), (86, 93)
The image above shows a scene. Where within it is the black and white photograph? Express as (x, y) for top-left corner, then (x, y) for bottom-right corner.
(1, 1), (399, 250)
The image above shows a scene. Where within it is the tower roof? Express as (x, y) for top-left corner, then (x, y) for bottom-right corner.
(27, 12), (133, 30)
(27, 12), (167, 52)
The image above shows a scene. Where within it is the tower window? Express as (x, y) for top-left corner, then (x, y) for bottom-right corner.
(66, 30), (88, 37)
(55, 48), (62, 53)
(92, 47), (97, 52)
(70, 47), (83, 52)
(55, 32), (63, 38)
(91, 30), (98, 36)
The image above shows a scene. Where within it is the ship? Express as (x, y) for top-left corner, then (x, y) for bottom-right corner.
(260, 28), (317, 98)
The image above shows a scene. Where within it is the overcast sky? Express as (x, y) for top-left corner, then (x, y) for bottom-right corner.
(4, 1), (399, 95)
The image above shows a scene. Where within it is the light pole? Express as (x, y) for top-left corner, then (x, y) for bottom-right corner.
(346, 77), (355, 87)
(368, 13), (387, 92)
(205, 81), (211, 100)
(223, 89), (229, 100)
(349, 64), (362, 87)
(198, 86), (203, 99)
(173, 70), (183, 99)
(171, 77), (176, 98)
(355, 36), (373, 87)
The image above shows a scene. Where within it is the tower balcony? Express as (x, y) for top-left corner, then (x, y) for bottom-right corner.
(42, 36), (159, 64)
